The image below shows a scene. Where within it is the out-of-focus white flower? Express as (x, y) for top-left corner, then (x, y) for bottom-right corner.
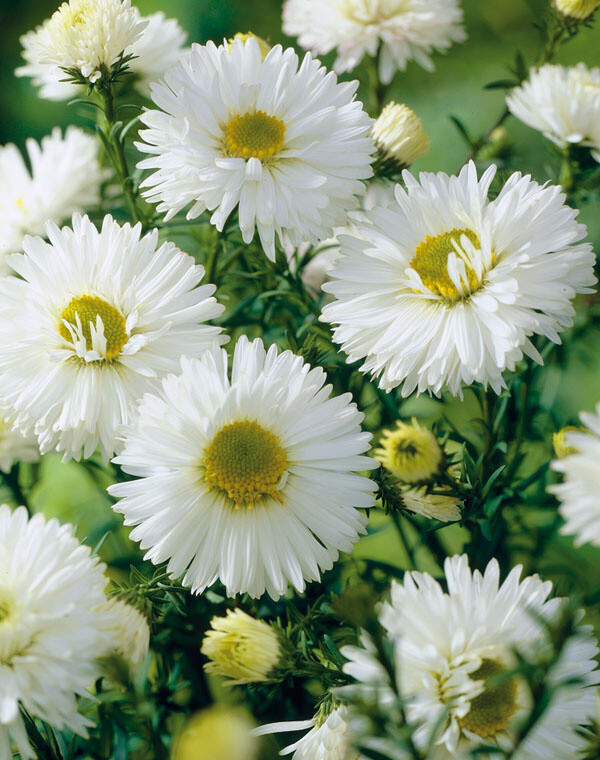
(0, 214), (225, 461)
(283, 0), (466, 84)
(0, 415), (39, 473)
(321, 162), (596, 397)
(97, 597), (150, 668)
(18, 9), (186, 99)
(550, 404), (600, 547)
(109, 337), (377, 600)
(506, 64), (600, 163)
(136, 38), (374, 261)
(372, 102), (430, 169)
(341, 555), (600, 758)
(0, 127), (106, 272)
(0, 506), (109, 760)
(554, 0), (599, 20)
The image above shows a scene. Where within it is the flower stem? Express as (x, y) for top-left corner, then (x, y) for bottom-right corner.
(96, 81), (148, 227)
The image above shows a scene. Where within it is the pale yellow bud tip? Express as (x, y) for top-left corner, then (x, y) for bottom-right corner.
(228, 32), (271, 60)
(201, 608), (281, 685)
(372, 102), (429, 169)
(553, 426), (585, 459)
(173, 705), (259, 760)
(554, 0), (599, 20)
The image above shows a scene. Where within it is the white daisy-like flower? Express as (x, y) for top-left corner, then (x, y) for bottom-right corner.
(506, 63), (600, 163)
(321, 161), (596, 397)
(0, 415), (40, 474)
(0, 213), (225, 462)
(0, 127), (106, 272)
(97, 597), (150, 668)
(109, 337), (377, 600)
(17, 10), (187, 100)
(136, 38), (374, 261)
(550, 404), (600, 547)
(253, 705), (363, 760)
(19, 0), (147, 85)
(554, 0), (599, 21)
(341, 555), (600, 759)
(0, 505), (110, 760)
(282, 0), (466, 85)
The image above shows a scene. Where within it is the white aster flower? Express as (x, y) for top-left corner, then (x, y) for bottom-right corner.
(341, 555), (600, 759)
(0, 213), (225, 462)
(136, 38), (374, 261)
(550, 404), (600, 547)
(282, 0), (466, 85)
(253, 705), (363, 760)
(0, 505), (109, 760)
(21, 0), (147, 85)
(0, 415), (40, 474)
(18, 10), (187, 99)
(506, 64), (600, 162)
(97, 597), (150, 668)
(0, 127), (106, 272)
(109, 337), (377, 600)
(321, 161), (596, 397)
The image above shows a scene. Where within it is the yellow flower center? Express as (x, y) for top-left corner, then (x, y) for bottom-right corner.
(410, 228), (482, 302)
(458, 659), (518, 739)
(203, 420), (287, 508)
(0, 599), (12, 624)
(59, 295), (128, 359)
(223, 111), (286, 161)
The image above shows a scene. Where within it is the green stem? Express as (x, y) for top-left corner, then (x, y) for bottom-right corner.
(1, 465), (31, 514)
(390, 511), (417, 569)
(96, 83), (148, 227)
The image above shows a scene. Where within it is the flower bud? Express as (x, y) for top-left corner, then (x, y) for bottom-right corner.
(554, 0), (599, 20)
(228, 32), (271, 60)
(173, 705), (258, 760)
(372, 102), (429, 175)
(374, 418), (443, 484)
(201, 609), (281, 685)
(553, 426), (586, 459)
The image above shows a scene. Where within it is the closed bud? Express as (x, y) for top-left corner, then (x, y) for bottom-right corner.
(554, 0), (599, 20)
(201, 609), (281, 685)
(372, 102), (429, 177)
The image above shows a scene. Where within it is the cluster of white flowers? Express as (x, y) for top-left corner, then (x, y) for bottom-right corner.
(2, 0), (600, 755)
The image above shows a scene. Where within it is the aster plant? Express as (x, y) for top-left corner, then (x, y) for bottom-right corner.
(1, 0), (600, 758)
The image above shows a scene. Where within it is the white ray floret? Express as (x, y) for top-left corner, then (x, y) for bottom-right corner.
(136, 38), (374, 261)
(550, 404), (600, 548)
(0, 127), (106, 271)
(0, 213), (225, 461)
(283, 0), (466, 84)
(109, 337), (377, 600)
(340, 555), (600, 758)
(506, 63), (600, 163)
(0, 506), (110, 760)
(321, 161), (596, 397)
